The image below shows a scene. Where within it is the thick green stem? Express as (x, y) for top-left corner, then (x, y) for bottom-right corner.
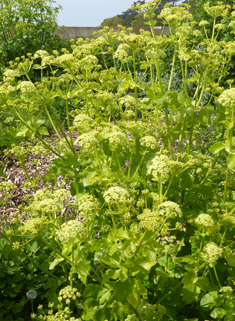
(213, 266), (221, 288)
(200, 153), (220, 185)
(6, 103), (61, 157)
(168, 49), (176, 91)
(224, 167), (229, 203)
(40, 235), (72, 264)
(164, 104), (173, 160)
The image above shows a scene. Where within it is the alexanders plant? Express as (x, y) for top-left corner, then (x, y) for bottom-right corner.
(1, 1), (235, 320)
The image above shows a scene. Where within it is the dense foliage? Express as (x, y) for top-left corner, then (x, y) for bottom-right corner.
(1, 1), (235, 320)
(0, 0), (70, 80)
(100, 0), (179, 27)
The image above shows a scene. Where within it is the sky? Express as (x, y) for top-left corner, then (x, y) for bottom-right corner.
(56, 0), (141, 27)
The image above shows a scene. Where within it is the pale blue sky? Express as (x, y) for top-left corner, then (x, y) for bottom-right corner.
(56, 0), (140, 27)
(56, 0), (182, 27)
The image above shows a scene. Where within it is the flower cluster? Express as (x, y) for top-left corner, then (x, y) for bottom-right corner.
(147, 155), (170, 183)
(58, 285), (81, 303)
(218, 88), (235, 107)
(17, 81), (35, 93)
(73, 114), (94, 132)
(19, 217), (47, 235)
(157, 201), (183, 219)
(104, 129), (127, 151)
(201, 242), (223, 267)
(75, 132), (98, 150)
(138, 209), (164, 231)
(140, 136), (158, 150)
(220, 214), (235, 229)
(195, 214), (215, 232)
(76, 194), (99, 214)
(103, 186), (130, 205)
(0, 181), (17, 193)
(56, 220), (85, 243)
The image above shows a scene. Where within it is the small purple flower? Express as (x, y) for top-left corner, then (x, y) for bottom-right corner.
(205, 92), (211, 96)
(198, 63), (200, 67)
(170, 62), (173, 66)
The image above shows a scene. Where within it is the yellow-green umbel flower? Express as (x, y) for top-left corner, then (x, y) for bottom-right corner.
(77, 194), (99, 215)
(19, 217), (47, 235)
(195, 214), (215, 229)
(201, 242), (223, 267)
(103, 186), (130, 205)
(220, 214), (235, 229)
(218, 88), (235, 108)
(56, 220), (85, 243)
(147, 155), (170, 183)
(157, 201), (183, 219)
(138, 209), (165, 231)
(140, 136), (158, 150)
(58, 286), (81, 302)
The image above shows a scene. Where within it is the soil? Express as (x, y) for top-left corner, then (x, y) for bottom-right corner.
(0, 131), (79, 231)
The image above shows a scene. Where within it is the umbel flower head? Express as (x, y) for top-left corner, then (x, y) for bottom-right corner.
(157, 201), (183, 219)
(201, 242), (223, 267)
(147, 155), (170, 183)
(140, 136), (158, 150)
(195, 214), (215, 228)
(56, 220), (85, 243)
(19, 217), (47, 235)
(218, 88), (235, 107)
(220, 214), (235, 229)
(77, 194), (99, 214)
(103, 186), (130, 205)
(138, 208), (165, 231)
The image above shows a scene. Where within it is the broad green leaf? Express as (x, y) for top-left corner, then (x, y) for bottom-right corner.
(220, 120), (234, 129)
(83, 284), (102, 299)
(227, 153), (235, 170)
(209, 142), (225, 154)
(118, 267), (128, 282)
(139, 261), (157, 271)
(198, 276), (210, 292)
(224, 252), (235, 267)
(49, 257), (64, 270)
(116, 227), (130, 240)
(198, 109), (211, 126)
(98, 288), (111, 304)
(183, 283), (200, 304)
(101, 256), (120, 268)
(200, 291), (218, 310)
(182, 269), (197, 285)
(210, 307), (226, 319)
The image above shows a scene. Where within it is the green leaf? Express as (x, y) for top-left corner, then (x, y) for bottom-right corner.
(224, 252), (235, 267)
(182, 269), (197, 285)
(28, 241), (39, 253)
(200, 291), (218, 310)
(198, 109), (211, 126)
(198, 276), (210, 292)
(183, 283), (200, 304)
(139, 261), (157, 271)
(209, 142), (225, 154)
(118, 267), (128, 282)
(181, 172), (193, 188)
(115, 227), (130, 240)
(227, 154), (235, 170)
(83, 284), (102, 299)
(98, 288), (111, 304)
(49, 257), (64, 270)
(210, 307), (226, 319)
(220, 120), (234, 130)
